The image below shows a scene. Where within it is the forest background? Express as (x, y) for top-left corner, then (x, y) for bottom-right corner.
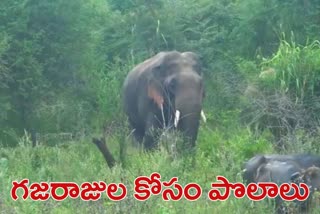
(1, 0), (320, 213)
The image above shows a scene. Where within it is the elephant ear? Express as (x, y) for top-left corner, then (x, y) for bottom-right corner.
(255, 163), (271, 182)
(147, 80), (164, 109)
(301, 166), (320, 185)
(146, 57), (168, 110)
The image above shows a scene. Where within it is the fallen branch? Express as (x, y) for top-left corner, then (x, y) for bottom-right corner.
(92, 137), (116, 169)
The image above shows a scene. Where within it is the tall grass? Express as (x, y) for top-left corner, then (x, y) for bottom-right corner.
(260, 36), (320, 103)
(3, 122), (312, 214)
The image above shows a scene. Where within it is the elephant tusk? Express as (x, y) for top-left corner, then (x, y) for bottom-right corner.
(201, 110), (207, 123)
(160, 104), (166, 129)
(174, 110), (180, 128)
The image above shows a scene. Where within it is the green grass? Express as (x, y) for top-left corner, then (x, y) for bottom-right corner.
(0, 122), (319, 214)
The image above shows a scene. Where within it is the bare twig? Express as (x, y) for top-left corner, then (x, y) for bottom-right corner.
(92, 137), (116, 169)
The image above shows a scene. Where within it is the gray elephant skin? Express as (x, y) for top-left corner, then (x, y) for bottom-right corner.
(242, 154), (320, 213)
(243, 154), (320, 184)
(122, 51), (206, 151)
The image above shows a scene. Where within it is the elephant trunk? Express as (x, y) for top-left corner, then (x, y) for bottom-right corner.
(175, 95), (202, 148)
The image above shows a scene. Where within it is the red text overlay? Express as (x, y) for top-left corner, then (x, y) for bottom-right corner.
(11, 173), (310, 201)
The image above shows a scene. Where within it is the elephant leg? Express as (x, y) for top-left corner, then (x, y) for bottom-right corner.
(128, 117), (145, 144)
(132, 127), (144, 144)
(144, 112), (163, 151)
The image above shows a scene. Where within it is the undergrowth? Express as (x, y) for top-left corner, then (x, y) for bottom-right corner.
(1, 118), (319, 214)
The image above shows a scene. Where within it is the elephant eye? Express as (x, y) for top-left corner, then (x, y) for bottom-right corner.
(166, 78), (177, 94)
(194, 64), (201, 75)
(202, 90), (206, 98)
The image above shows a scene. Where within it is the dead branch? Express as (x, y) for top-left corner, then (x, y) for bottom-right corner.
(92, 137), (116, 169)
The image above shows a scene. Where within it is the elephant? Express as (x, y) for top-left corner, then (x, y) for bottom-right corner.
(243, 154), (320, 184)
(122, 51), (206, 151)
(242, 154), (320, 214)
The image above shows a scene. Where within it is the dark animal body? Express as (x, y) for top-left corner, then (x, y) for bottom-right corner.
(122, 51), (206, 151)
(242, 154), (320, 213)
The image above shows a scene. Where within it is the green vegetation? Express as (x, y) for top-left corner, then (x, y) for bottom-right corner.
(1, 0), (320, 213)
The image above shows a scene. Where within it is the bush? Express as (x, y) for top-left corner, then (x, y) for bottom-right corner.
(240, 37), (320, 151)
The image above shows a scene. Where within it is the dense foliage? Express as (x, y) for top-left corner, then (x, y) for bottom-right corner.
(1, 0), (320, 213)
(1, 0), (319, 146)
